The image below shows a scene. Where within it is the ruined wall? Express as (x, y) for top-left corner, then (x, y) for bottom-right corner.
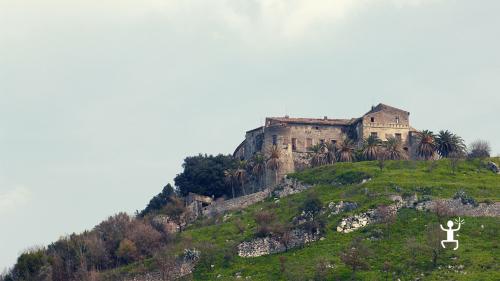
(202, 189), (270, 216)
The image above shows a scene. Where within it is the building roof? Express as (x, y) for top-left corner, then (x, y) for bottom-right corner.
(364, 103), (409, 116)
(266, 117), (356, 126)
(245, 126), (264, 134)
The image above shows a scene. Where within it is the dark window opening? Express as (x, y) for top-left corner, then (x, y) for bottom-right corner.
(395, 116), (400, 124)
(331, 139), (337, 145)
(371, 132), (378, 137)
(292, 138), (297, 151)
(315, 126), (320, 130)
(395, 133), (402, 141)
(370, 117), (375, 122)
(320, 139), (325, 145)
(403, 147), (409, 151)
(272, 135), (277, 145)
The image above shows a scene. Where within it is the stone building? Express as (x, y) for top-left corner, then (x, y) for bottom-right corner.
(233, 103), (418, 181)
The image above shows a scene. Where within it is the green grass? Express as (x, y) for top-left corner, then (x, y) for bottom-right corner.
(103, 158), (500, 280)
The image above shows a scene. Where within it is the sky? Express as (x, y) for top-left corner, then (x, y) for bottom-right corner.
(1, 0), (499, 271)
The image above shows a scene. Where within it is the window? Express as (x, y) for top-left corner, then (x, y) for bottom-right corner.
(395, 133), (402, 141)
(283, 138), (289, 146)
(292, 138), (297, 151)
(315, 126), (320, 130)
(395, 116), (400, 124)
(370, 117), (375, 122)
(320, 139), (325, 145)
(371, 132), (378, 137)
(272, 135), (277, 145)
(306, 138), (313, 148)
(331, 139), (337, 145)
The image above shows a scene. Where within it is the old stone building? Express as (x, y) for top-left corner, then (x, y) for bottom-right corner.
(233, 103), (417, 181)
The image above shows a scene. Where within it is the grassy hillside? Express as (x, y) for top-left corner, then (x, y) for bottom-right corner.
(106, 158), (500, 281)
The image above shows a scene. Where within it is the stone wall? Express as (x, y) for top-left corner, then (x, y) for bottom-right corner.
(202, 189), (270, 216)
(416, 199), (500, 217)
(238, 228), (320, 258)
(123, 259), (196, 281)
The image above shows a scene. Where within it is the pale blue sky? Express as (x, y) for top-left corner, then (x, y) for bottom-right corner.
(1, 0), (499, 271)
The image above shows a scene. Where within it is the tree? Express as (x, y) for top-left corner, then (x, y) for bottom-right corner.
(163, 196), (186, 232)
(435, 130), (466, 158)
(116, 239), (138, 264)
(139, 184), (175, 217)
(382, 261), (391, 281)
(10, 248), (49, 281)
(274, 222), (292, 252)
(376, 205), (396, 238)
(361, 135), (382, 161)
(310, 144), (328, 167)
(336, 138), (355, 162)
(324, 142), (337, 165)
(234, 160), (248, 196)
(425, 224), (444, 268)
(340, 238), (370, 280)
(302, 192), (323, 216)
(383, 137), (408, 160)
(416, 130), (436, 160)
(266, 145), (281, 185)
(224, 169), (236, 199)
(251, 153), (266, 191)
(254, 210), (277, 237)
(174, 154), (237, 198)
(154, 248), (177, 281)
(468, 139), (491, 159)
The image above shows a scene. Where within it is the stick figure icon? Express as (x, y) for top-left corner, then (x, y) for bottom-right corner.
(440, 217), (463, 250)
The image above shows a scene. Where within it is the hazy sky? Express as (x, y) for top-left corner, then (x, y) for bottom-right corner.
(1, 0), (499, 271)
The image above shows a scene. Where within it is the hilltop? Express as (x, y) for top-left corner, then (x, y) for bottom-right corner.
(107, 158), (500, 280)
(2, 158), (499, 281)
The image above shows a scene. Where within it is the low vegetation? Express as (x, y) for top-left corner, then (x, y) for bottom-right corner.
(3, 157), (498, 281)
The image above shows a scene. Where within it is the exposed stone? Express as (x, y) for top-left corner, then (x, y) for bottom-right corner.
(326, 201), (358, 216)
(238, 228), (320, 258)
(336, 210), (376, 233)
(272, 177), (312, 198)
(487, 161), (500, 174)
(416, 199), (500, 217)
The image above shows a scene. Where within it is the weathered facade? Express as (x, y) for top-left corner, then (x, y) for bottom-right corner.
(234, 103), (417, 180)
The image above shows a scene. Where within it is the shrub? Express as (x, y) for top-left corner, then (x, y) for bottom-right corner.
(453, 190), (477, 206)
(116, 239), (139, 263)
(468, 140), (491, 159)
(302, 192), (323, 215)
(254, 210), (277, 237)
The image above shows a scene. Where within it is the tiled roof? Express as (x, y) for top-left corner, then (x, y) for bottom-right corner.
(267, 117), (355, 126)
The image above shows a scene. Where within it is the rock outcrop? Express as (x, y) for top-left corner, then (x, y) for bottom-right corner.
(238, 228), (320, 258)
(487, 161), (500, 174)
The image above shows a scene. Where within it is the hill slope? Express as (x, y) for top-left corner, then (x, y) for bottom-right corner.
(104, 158), (500, 281)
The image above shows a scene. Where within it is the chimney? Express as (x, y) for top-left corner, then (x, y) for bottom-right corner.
(323, 116), (328, 120)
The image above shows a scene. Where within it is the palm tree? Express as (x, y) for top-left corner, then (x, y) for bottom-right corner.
(224, 169), (236, 198)
(309, 144), (328, 167)
(234, 160), (247, 196)
(383, 137), (408, 160)
(266, 145), (281, 185)
(362, 135), (382, 161)
(435, 130), (466, 158)
(416, 130), (436, 160)
(251, 153), (266, 191)
(325, 142), (337, 165)
(337, 138), (355, 162)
